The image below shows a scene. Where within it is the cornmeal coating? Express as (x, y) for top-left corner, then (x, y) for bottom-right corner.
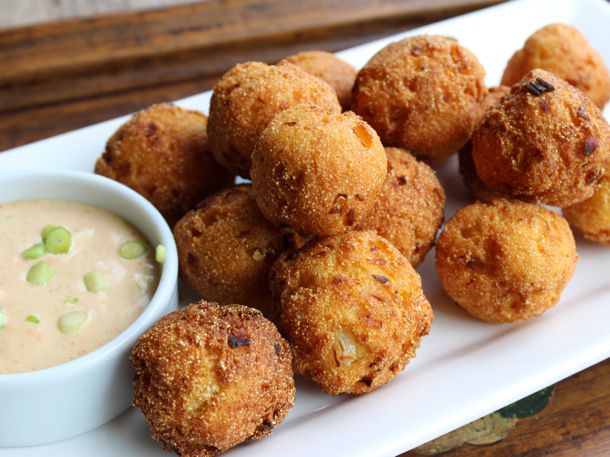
(352, 35), (487, 164)
(564, 169), (610, 244)
(174, 186), (303, 318)
(95, 104), (234, 226)
(270, 231), (433, 395)
(279, 50), (357, 110)
(436, 199), (577, 323)
(472, 69), (610, 207)
(207, 62), (341, 178)
(251, 105), (387, 236)
(357, 147), (445, 267)
(501, 23), (610, 109)
(131, 301), (295, 457)
(458, 86), (510, 201)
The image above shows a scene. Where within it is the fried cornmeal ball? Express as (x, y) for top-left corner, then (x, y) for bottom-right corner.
(473, 69), (610, 207)
(279, 50), (357, 110)
(251, 105), (387, 236)
(563, 169), (610, 244)
(351, 35), (487, 164)
(207, 62), (341, 178)
(357, 147), (445, 267)
(131, 301), (295, 457)
(436, 199), (577, 323)
(270, 231), (433, 395)
(95, 104), (233, 227)
(458, 86), (510, 201)
(174, 185), (303, 318)
(501, 24), (610, 109)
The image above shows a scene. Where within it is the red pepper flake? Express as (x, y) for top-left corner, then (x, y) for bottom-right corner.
(228, 335), (250, 348)
(584, 137), (598, 156)
(372, 274), (389, 284)
(344, 209), (356, 226)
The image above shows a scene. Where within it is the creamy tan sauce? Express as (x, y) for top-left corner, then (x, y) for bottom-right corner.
(0, 200), (160, 374)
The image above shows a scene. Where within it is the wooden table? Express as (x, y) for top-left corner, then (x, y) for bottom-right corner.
(1, 1), (609, 455)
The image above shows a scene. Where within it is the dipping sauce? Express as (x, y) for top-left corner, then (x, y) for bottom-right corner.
(0, 200), (160, 374)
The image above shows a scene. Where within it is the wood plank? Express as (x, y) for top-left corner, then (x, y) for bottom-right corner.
(402, 359), (610, 456)
(0, 1), (503, 151)
(0, 0), (502, 114)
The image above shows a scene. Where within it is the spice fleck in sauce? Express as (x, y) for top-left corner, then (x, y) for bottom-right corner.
(0, 200), (160, 374)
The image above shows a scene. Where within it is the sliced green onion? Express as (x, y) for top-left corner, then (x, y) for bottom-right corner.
(0, 309), (6, 329)
(26, 261), (54, 286)
(25, 314), (40, 324)
(119, 240), (148, 260)
(44, 226), (72, 254)
(21, 243), (46, 260)
(155, 244), (166, 264)
(64, 296), (80, 304)
(58, 311), (89, 334)
(84, 270), (108, 293)
(41, 225), (57, 241)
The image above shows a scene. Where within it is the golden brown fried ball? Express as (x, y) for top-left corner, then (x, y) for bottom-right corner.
(357, 147), (445, 267)
(251, 105), (387, 236)
(563, 168), (610, 244)
(473, 69), (610, 207)
(501, 24), (610, 109)
(207, 62), (341, 178)
(436, 199), (577, 323)
(270, 231), (433, 395)
(279, 50), (357, 110)
(95, 104), (234, 226)
(458, 86), (511, 201)
(174, 185), (303, 318)
(352, 35), (487, 164)
(131, 301), (295, 457)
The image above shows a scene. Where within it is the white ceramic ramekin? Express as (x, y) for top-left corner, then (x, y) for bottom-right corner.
(0, 170), (179, 447)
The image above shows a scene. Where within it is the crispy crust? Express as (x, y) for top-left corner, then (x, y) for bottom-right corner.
(251, 105), (387, 236)
(501, 23), (610, 109)
(173, 185), (304, 318)
(358, 147), (445, 266)
(131, 301), (295, 457)
(207, 62), (341, 178)
(458, 86), (511, 201)
(95, 104), (234, 227)
(270, 231), (433, 395)
(472, 69), (610, 207)
(352, 35), (487, 164)
(564, 170), (610, 244)
(436, 199), (577, 323)
(279, 50), (357, 110)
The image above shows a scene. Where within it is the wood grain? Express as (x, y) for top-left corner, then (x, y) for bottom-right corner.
(403, 358), (610, 456)
(0, 0), (501, 151)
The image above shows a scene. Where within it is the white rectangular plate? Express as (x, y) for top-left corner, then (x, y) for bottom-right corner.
(2, 0), (610, 455)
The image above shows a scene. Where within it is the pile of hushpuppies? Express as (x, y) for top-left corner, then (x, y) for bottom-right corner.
(95, 24), (610, 457)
